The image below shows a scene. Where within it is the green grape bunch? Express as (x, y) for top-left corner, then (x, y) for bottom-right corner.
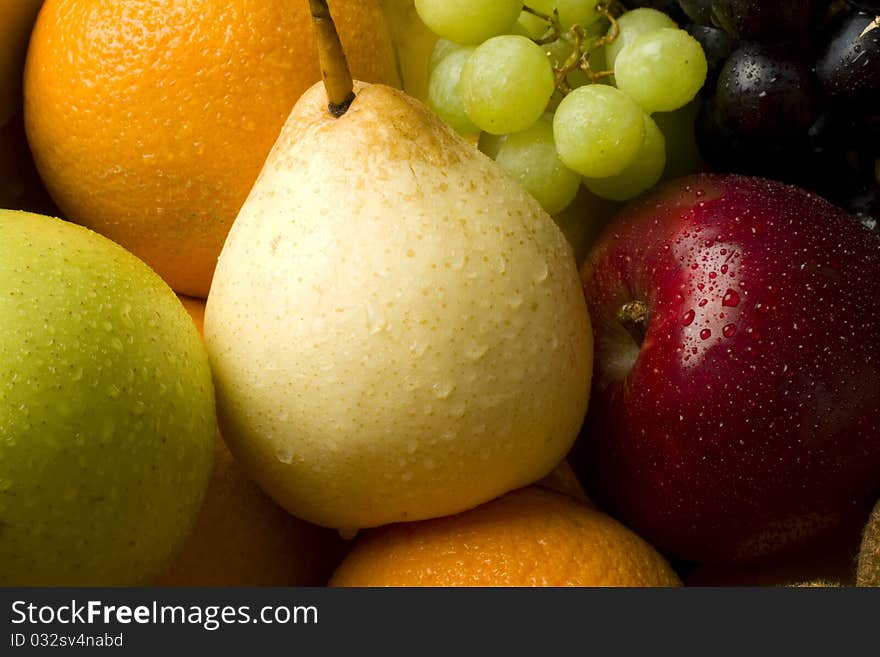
(416, 0), (709, 213)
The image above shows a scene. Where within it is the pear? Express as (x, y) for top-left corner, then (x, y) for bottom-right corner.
(204, 2), (592, 531)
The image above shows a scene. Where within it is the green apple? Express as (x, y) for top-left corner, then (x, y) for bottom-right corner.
(0, 210), (216, 585)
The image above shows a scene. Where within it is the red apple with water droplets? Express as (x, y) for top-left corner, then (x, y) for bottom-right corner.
(571, 173), (880, 564)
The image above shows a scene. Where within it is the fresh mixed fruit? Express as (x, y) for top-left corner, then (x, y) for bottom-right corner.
(0, 0), (878, 588)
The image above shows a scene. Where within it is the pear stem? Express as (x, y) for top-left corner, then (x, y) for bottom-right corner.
(308, 0), (355, 117)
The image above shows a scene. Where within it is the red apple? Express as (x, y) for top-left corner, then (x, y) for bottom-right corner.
(570, 173), (880, 564)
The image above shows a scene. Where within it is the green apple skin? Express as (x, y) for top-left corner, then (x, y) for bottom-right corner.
(0, 210), (216, 585)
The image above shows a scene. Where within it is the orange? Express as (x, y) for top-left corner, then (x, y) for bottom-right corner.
(24, 0), (401, 298)
(156, 295), (348, 586)
(155, 430), (348, 586)
(330, 486), (682, 587)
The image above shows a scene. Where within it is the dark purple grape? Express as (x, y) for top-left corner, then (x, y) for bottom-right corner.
(715, 43), (819, 138)
(678, 0), (713, 26)
(816, 12), (880, 105)
(709, 0), (831, 42)
(802, 109), (877, 198)
(845, 1), (880, 11)
(694, 98), (872, 200)
(843, 186), (880, 235)
(695, 97), (808, 181)
(686, 23), (735, 88)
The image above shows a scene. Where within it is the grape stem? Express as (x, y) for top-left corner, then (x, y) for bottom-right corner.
(521, 4), (561, 44)
(308, 0), (355, 117)
(523, 2), (620, 96)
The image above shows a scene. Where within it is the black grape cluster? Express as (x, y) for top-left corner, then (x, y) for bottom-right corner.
(662, 0), (879, 233)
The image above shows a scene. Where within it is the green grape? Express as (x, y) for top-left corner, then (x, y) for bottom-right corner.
(584, 113), (666, 201)
(459, 35), (555, 135)
(604, 8), (678, 71)
(428, 46), (479, 136)
(541, 38), (589, 90)
(494, 117), (581, 215)
(588, 43), (607, 75)
(614, 28), (708, 114)
(414, 0), (522, 45)
(555, 0), (603, 30)
(653, 99), (705, 181)
(478, 132), (507, 159)
(543, 37), (573, 69)
(428, 39), (460, 74)
(514, 10), (551, 40)
(523, 1), (556, 18)
(552, 85), (645, 178)
(524, 0), (602, 31)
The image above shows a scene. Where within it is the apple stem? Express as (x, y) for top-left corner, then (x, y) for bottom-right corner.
(308, 0), (355, 118)
(618, 300), (649, 347)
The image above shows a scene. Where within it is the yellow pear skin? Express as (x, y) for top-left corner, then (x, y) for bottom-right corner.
(204, 81), (593, 530)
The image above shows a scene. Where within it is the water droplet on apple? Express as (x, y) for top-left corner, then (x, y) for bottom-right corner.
(723, 324), (738, 338)
(722, 289), (741, 307)
(682, 310), (696, 326)
(699, 299), (708, 307)
(700, 329), (712, 340)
